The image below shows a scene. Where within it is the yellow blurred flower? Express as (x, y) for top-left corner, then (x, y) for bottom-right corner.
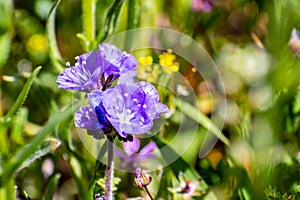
(138, 55), (153, 65)
(26, 34), (48, 53)
(159, 49), (179, 73)
(137, 56), (161, 82)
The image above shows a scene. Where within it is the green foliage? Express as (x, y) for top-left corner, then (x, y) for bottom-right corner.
(265, 185), (296, 200)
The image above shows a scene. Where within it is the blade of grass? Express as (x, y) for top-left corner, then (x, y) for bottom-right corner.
(3, 66), (41, 122)
(46, 0), (64, 73)
(45, 173), (61, 200)
(172, 97), (230, 146)
(96, 0), (125, 43)
(17, 138), (61, 172)
(0, 102), (80, 187)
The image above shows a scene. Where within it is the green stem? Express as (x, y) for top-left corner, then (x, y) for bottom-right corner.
(105, 135), (114, 200)
(82, 0), (95, 48)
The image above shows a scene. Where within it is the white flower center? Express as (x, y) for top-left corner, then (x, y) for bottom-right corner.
(115, 108), (135, 125)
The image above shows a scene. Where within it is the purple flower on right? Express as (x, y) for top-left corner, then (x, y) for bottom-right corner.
(102, 72), (168, 138)
(191, 0), (213, 12)
(75, 71), (168, 140)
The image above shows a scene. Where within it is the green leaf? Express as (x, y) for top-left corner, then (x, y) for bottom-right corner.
(3, 66), (42, 122)
(0, 33), (11, 68)
(97, 0), (125, 43)
(0, 102), (80, 187)
(172, 97), (230, 146)
(82, 0), (95, 49)
(17, 138), (61, 172)
(46, 0), (64, 73)
(45, 173), (61, 200)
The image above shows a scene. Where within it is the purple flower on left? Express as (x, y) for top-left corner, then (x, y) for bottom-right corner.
(57, 43), (168, 141)
(56, 43), (137, 92)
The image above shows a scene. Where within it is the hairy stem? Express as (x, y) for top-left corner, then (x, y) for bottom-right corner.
(144, 186), (154, 200)
(105, 135), (114, 200)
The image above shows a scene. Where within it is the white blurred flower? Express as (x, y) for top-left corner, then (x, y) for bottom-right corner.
(217, 44), (272, 93)
(289, 28), (300, 54)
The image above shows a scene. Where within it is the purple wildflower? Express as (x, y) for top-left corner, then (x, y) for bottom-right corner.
(56, 43), (137, 92)
(191, 0), (213, 12)
(58, 43), (168, 140)
(102, 72), (168, 138)
(115, 137), (157, 170)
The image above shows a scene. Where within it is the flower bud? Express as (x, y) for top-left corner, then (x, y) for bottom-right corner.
(133, 167), (152, 188)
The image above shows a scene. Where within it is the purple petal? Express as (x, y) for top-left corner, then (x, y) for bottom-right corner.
(99, 43), (122, 66)
(114, 148), (131, 160)
(136, 142), (157, 162)
(56, 65), (98, 92)
(155, 103), (169, 118)
(95, 104), (112, 132)
(138, 81), (159, 102)
(57, 51), (102, 92)
(74, 106), (100, 130)
(119, 52), (137, 72)
(99, 43), (137, 80)
(139, 141), (157, 155)
(123, 136), (140, 156)
(87, 90), (104, 108)
(118, 71), (137, 84)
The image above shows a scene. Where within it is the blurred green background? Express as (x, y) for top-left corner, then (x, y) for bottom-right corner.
(2, 0), (300, 199)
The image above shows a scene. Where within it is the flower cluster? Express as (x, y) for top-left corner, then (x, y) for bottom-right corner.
(57, 43), (168, 140)
(137, 49), (179, 82)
